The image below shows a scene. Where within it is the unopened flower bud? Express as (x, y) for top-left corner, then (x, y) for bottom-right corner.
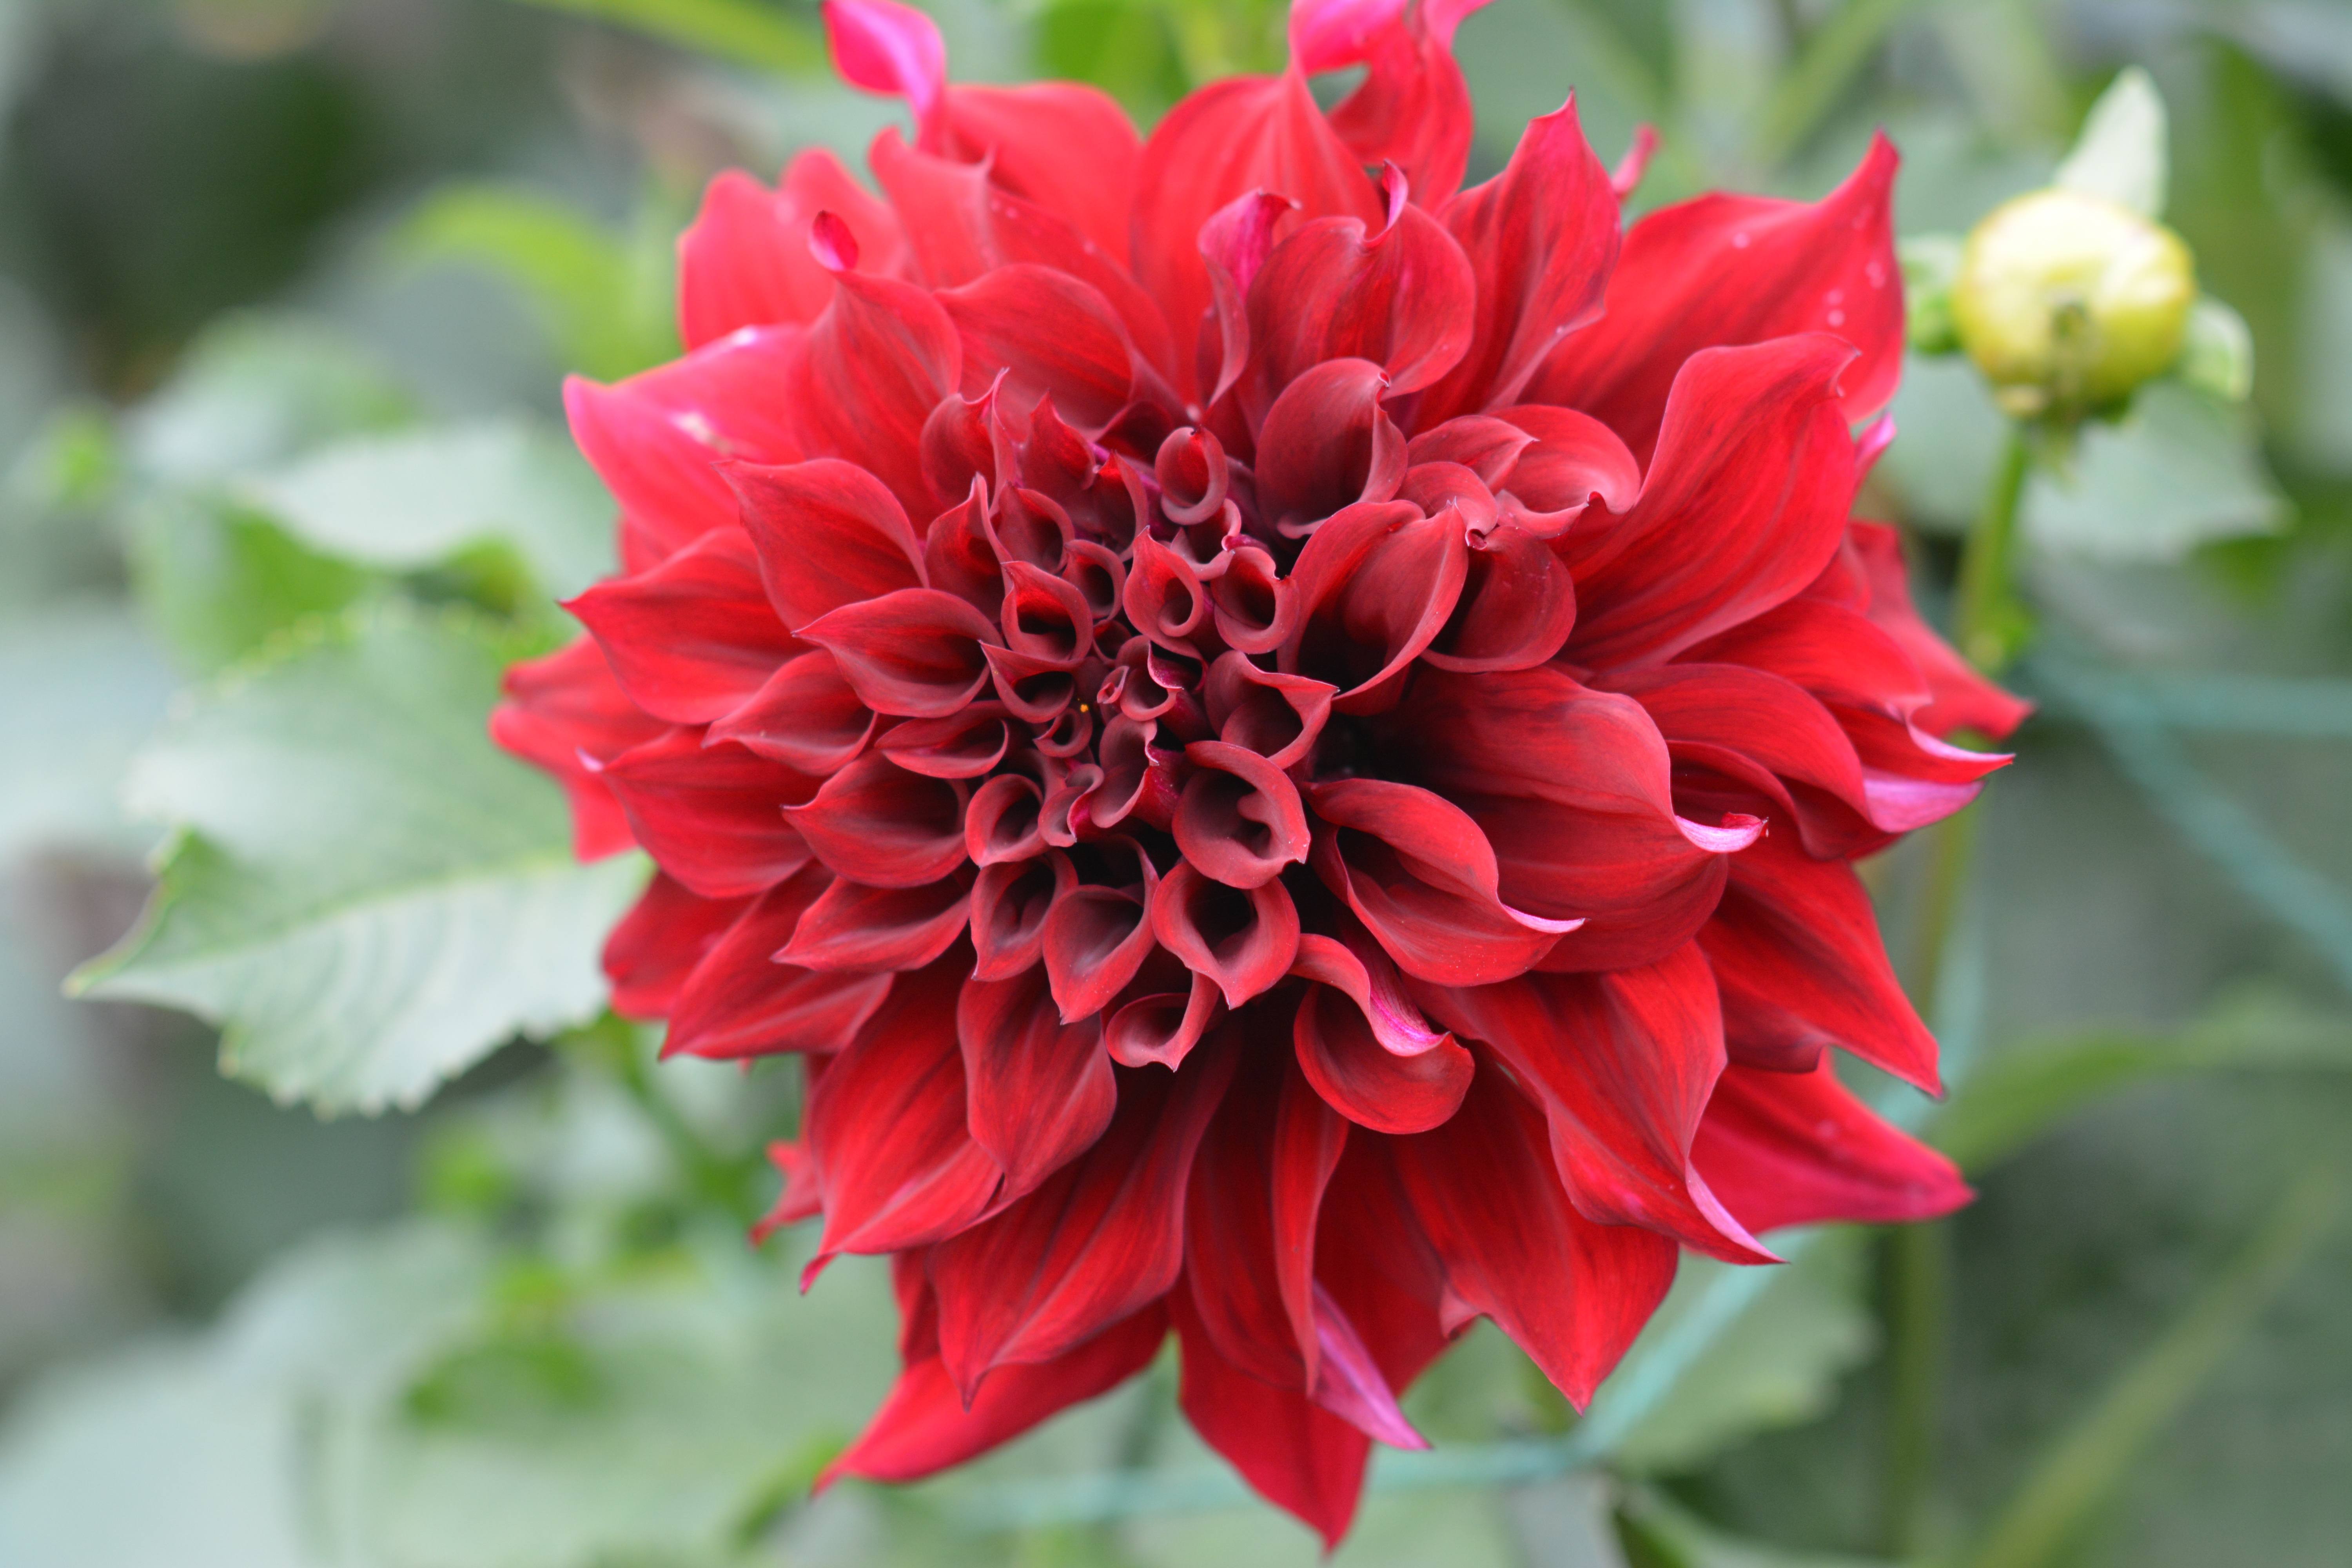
(1953, 187), (2196, 420)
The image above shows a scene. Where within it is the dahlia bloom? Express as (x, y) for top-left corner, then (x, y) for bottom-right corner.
(491, 0), (2028, 1540)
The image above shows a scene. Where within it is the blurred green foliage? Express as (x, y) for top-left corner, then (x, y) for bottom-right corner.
(1, 0), (2350, 1565)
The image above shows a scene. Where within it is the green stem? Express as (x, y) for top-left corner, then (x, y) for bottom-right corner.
(1954, 428), (2033, 678)
(1879, 422), (2036, 1558)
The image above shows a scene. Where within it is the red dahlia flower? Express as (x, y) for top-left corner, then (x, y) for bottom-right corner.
(491, 0), (2030, 1541)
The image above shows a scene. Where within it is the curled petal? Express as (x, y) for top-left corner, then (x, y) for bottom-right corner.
(1122, 530), (1212, 652)
(1105, 968), (1223, 1070)
(1156, 426), (1230, 525)
(1420, 521), (1576, 673)
(959, 964), (1118, 1199)
(1241, 198), (1477, 413)
(1061, 540), (1126, 624)
(784, 752), (969, 888)
(983, 642), (1078, 724)
(1091, 715), (1181, 832)
(877, 702), (1013, 779)
(970, 852), (1075, 981)
(777, 866), (976, 973)
(1282, 498), (1467, 712)
(1294, 967), (1472, 1134)
(805, 959), (1003, 1270)
(1305, 777), (1575, 984)
(709, 650), (875, 775)
(678, 149), (905, 346)
(1490, 403), (1642, 535)
(1175, 741), (1313, 889)
(1203, 652), (1333, 770)
(998, 560), (1095, 666)
(1206, 544), (1296, 654)
(1252, 359), (1408, 533)
(966, 773), (1047, 865)
(1042, 837), (1161, 1021)
(1151, 862), (1301, 1008)
(800, 587), (1001, 718)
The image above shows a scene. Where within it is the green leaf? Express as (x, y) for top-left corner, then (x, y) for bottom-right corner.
(71, 604), (646, 1114)
(397, 183), (679, 382)
(1931, 995), (2352, 1173)
(1612, 1232), (1876, 1475)
(1961, 1155), (2349, 1568)
(2054, 66), (2168, 219)
(124, 494), (374, 674)
(2021, 381), (2286, 561)
(236, 419), (615, 600)
(122, 314), (411, 488)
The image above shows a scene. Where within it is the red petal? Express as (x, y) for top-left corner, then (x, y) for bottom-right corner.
(1294, 971), (1472, 1134)
(784, 751), (969, 889)
(567, 529), (800, 725)
(1564, 336), (1860, 668)
(941, 82), (1140, 264)
(1282, 498), (1467, 712)
(677, 150), (905, 347)
(1529, 132), (1902, 463)
(1252, 360), (1408, 533)
(1848, 521), (2033, 740)
(930, 1036), (1238, 1392)
(824, 1302), (1165, 1485)
(1041, 838), (1160, 1020)
(602, 872), (746, 1018)
(969, 853), (1074, 980)
(798, 587), (1001, 719)
(600, 728), (817, 899)
(878, 703), (1013, 779)
(1103, 966), (1221, 1070)
(730, 457), (927, 634)
(938, 265), (1138, 433)
(793, 268), (962, 517)
(1392, 1065), (1678, 1408)
(1700, 828), (1940, 1089)
(1418, 950), (1773, 1263)
(706, 650), (876, 776)
(1203, 652), (1333, 770)
(805, 958), (1004, 1266)
(1419, 96), (1618, 422)
(1149, 862), (1301, 1008)
(665, 870), (897, 1059)
(490, 637), (664, 859)
(1132, 71), (1383, 403)
(1419, 521), (1576, 673)
(776, 866), (975, 973)
(824, 0), (946, 143)
(1171, 1281), (1369, 1552)
(1305, 777), (1576, 985)
(1693, 1056), (1972, 1234)
(1175, 740), (1312, 890)
(965, 773), (1048, 866)
(1320, 8), (1482, 210)
(1240, 196), (1476, 415)
(959, 964), (1118, 1199)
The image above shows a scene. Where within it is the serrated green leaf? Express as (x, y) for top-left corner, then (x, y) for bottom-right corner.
(236, 419), (614, 599)
(2054, 66), (2167, 219)
(72, 604), (646, 1114)
(2021, 381), (2285, 561)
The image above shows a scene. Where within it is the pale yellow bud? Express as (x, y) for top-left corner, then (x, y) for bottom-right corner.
(1953, 188), (2196, 420)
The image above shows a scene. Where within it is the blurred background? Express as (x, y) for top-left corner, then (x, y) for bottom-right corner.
(1, 0), (2349, 1564)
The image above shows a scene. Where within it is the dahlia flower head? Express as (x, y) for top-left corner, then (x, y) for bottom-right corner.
(492, 0), (2031, 1540)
